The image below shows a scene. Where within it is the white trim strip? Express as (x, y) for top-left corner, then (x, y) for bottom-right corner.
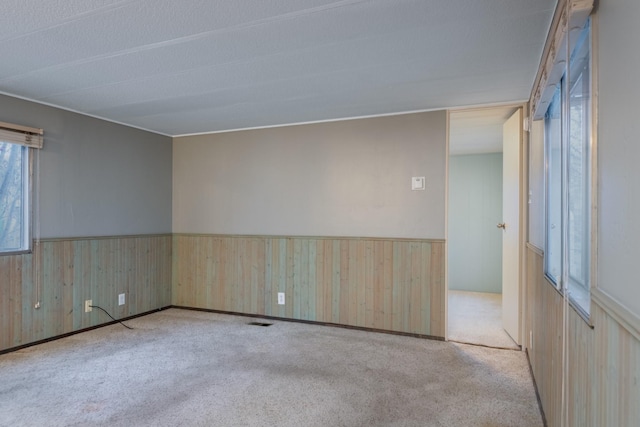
(592, 288), (640, 341)
(0, 91), (171, 137)
(175, 100), (528, 138)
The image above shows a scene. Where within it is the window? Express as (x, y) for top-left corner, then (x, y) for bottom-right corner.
(545, 85), (563, 286)
(544, 19), (592, 316)
(0, 141), (30, 253)
(0, 122), (42, 254)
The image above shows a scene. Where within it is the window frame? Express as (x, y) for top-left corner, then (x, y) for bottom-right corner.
(543, 18), (593, 319)
(0, 140), (34, 256)
(544, 83), (563, 290)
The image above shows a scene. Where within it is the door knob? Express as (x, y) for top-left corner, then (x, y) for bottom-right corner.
(497, 222), (506, 230)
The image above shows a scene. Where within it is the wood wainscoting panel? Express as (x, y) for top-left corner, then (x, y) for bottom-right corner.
(526, 245), (563, 427)
(525, 245), (640, 426)
(173, 235), (446, 337)
(0, 235), (172, 353)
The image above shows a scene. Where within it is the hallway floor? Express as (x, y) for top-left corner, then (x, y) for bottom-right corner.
(448, 290), (519, 349)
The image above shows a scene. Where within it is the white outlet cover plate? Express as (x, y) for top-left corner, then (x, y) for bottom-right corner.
(118, 293), (125, 305)
(412, 176), (425, 190)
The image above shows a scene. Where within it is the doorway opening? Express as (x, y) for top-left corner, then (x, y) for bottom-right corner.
(447, 106), (521, 349)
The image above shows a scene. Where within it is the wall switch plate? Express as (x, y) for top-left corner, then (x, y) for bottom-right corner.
(277, 292), (285, 305)
(411, 176), (425, 190)
(85, 299), (92, 313)
(118, 293), (125, 306)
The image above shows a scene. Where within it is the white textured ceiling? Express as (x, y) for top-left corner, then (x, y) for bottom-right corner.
(449, 106), (519, 155)
(0, 0), (555, 136)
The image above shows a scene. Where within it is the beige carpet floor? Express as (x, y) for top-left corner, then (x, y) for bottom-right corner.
(448, 290), (519, 350)
(0, 308), (541, 427)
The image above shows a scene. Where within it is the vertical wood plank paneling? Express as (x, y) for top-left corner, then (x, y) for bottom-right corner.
(356, 240), (367, 327)
(217, 237), (227, 312)
(332, 240), (341, 324)
(315, 240), (325, 322)
(255, 238), (265, 316)
(339, 240), (350, 325)
(525, 245), (640, 427)
(172, 234), (446, 337)
(73, 240), (90, 330)
(302, 239), (311, 320)
(1, 255), (21, 349)
(120, 239), (132, 317)
(195, 236), (205, 309)
(285, 238), (294, 319)
(248, 238), (258, 314)
(203, 237), (213, 310)
(0, 233), (448, 352)
(208, 236), (216, 310)
(243, 238), (252, 314)
(277, 238), (286, 318)
(293, 238), (302, 320)
(270, 238), (279, 316)
(382, 241), (393, 331)
(373, 240), (384, 329)
(364, 240), (374, 328)
(308, 240), (317, 321)
(264, 238), (273, 317)
(347, 240), (358, 326)
(11, 254), (23, 346)
(1, 235), (172, 353)
(421, 242), (432, 335)
(225, 237), (233, 311)
(62, 240), (74, 332)
(400, 241), (411, 332)
(391, 242), (400, 332)
(409, 242), (421, 334)
(234, 237), (243, 314)
(429, 242), (444, 337)
(19, 250), (34, 346)
(322, 239), (333, 323)
(239, 238), (247, 314)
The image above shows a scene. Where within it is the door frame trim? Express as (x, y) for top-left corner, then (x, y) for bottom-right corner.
(444, 103), (527, 348)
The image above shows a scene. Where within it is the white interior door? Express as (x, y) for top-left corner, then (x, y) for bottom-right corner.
(501, 109), (522, 344)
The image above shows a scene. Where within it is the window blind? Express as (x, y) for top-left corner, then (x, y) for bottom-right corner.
(0, 120), (43, 149)
(531, 0), (593, 120)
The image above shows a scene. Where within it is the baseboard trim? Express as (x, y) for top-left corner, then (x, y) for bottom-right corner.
(447, 339), (521, 352)
(1, 305), (443, 355)
(0, 306), (172, 355)
(172, 305), (445, 342)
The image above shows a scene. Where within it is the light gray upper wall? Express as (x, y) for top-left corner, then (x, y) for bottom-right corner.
(0, 94), (172, 238)
(597, 0), (640, 318)
(448, 153), (503, 293)
(173, 111), (447, 239)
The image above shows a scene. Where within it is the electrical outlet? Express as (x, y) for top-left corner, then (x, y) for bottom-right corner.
(85, 299), (92, 313)
(118, 293), (125, 306)
(277, 292), (285, 305)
